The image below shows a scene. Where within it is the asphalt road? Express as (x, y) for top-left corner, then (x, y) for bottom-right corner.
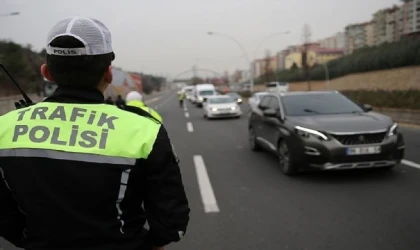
(2, 90), (420, 250)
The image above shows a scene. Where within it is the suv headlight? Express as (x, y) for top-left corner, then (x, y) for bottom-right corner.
(388, 123), (398, 136)
(295, 126), (328, 141)
(211, 108), (218, 112)
(231, 106), (237, 110)
(199, 96), (204, 101)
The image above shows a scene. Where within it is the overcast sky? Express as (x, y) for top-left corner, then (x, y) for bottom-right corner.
(1, 0), (398, 78)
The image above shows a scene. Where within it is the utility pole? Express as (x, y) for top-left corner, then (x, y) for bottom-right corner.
(302, 23), (312, 91)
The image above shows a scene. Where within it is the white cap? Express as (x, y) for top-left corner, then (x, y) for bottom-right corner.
(46, 16), (113, 56)
(126, 91), (143, 102)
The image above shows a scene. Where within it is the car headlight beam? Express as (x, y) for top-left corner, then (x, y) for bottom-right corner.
(295, 126), (328, 141)
(388, 123), (398, 136)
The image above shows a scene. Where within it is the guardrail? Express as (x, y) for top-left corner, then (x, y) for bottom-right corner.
(374, 108), (420, 126)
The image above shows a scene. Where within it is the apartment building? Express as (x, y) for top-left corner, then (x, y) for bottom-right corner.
(399, 0), (420, 36)
(345, 22), (374, 54)
(319, 32), (346, 49)
(276, 50), (289, 70)
(373, 9), (388, 45)
(284, 44), (344, 69)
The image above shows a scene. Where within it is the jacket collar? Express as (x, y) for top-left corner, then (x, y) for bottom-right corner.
(44, 86), (105, 104)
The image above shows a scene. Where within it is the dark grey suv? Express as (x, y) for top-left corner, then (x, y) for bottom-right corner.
(248, 91), (405, 176)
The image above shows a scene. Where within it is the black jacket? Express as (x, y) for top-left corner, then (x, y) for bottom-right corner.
(0, 87), (190, 250)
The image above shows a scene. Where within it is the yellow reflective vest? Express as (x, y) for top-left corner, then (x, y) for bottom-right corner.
(126, 100), (163, 123)
(0, 102), (161, 159)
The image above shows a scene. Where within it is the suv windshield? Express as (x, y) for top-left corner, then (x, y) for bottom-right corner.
(199, 90), (215, 96)
(281, 93), (364, 116)
(208, 97), (235, 104)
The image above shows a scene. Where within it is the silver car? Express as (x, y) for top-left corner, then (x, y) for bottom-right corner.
(203, 96), (242, 119)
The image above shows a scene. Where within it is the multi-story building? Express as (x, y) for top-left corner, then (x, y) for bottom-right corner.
(386, 6), (400, 42)
(276, 49), (290, 70)
(259, 55), (278, 75)
(336, 32), (346, 49)
(373, 9), (388, 45)
(373, 6), (400, 45)
(399, 0), (420, 36)
(284, 44), (344, 69)
(319, 36), (336, 49)
(252, 59), (263, 78)
(345, 22), (374, 54)
(318, 32), (346, 49)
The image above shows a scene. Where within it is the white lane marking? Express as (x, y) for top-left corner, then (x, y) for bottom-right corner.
(402, 159), (420, 169)
(185, 112), (189, 118)
(152, 92), (177, 111)
(187, 122), (194, 132)
(193, 155), (220, 213)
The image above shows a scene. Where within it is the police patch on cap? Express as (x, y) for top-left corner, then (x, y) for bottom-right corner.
(171, 143), (180, 164)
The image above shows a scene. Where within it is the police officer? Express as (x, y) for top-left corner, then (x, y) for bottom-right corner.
(178, 91), (185, 108)
(126, 91), (163, 123)
(0, 17), (189, 250)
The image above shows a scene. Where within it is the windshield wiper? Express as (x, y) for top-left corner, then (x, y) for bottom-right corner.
(303, 109), (320, 114)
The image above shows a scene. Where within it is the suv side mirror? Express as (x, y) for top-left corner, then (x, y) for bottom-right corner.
(362, 104), (373, 112)
(263, 108), (277, 117)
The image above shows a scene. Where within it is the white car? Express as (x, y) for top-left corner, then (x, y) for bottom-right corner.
(182, 86), (194, 100)
(248, 92), (268, 111)
(203, 96), (242, 119)
(266, 82), (289, 93)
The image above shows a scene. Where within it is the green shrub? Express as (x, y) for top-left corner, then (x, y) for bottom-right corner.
(341, 89), (420, 110)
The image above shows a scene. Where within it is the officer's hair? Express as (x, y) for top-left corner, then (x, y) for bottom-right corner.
(46, 36), (114, 88)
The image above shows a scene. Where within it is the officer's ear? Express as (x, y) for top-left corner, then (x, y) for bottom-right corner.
(104, 66), (113, 85)
(41, 64), (55, 82)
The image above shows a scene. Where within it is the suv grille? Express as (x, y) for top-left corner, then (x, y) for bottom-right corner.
(331, 132), (386, 145)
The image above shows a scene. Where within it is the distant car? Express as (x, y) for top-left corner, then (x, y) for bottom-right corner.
(248, 91), (405, 176)
(183, 86), (194, 100)
(266, 82), (289, 93)
(248, 92), (268, 110)
(195, 84), (217, 107)
(203, 95), (242, 119)
(225, 92), (243, 104)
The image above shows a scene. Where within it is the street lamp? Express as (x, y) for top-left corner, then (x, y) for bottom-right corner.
(0, 12), (20, 17)
(321, 61), (330, 90)
(207, 31), (290, 93)
(252, 31), (290, 59)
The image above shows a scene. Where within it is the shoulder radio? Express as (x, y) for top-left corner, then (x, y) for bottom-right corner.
(0, 63), (34, 109)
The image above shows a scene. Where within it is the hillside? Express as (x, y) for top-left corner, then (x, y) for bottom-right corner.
(0, 40), (45, 96)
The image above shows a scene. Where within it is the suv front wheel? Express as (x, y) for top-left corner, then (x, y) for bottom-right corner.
(278, 140), (299, 176)
(249, 127), (261, 151)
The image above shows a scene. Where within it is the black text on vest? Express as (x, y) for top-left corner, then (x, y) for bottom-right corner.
(12, 106), (119, 149)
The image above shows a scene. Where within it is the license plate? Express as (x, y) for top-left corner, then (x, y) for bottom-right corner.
(346, 146), (381, 155)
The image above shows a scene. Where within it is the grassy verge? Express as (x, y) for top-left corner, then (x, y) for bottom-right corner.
(342, 90), (420, 110)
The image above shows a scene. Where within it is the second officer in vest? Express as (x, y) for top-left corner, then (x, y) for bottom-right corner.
(125, 91), (163, 123)
(0, 17), (189, 250)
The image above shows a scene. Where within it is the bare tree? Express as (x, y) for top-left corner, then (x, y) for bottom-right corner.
(301, 23), (312, 90)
